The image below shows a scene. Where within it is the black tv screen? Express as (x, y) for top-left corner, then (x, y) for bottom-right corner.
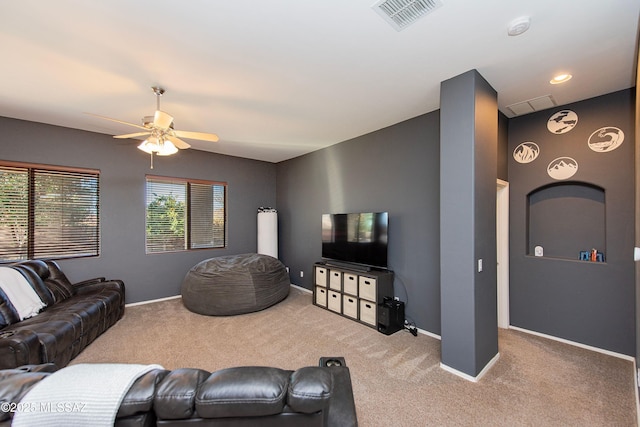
(321, 212), (388, 269)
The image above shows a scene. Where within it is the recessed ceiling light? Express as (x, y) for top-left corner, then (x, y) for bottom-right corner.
(507, 16), (530, 36)
(550, 74), (572, 84)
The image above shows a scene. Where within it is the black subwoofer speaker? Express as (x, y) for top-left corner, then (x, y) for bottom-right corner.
(377, 297), (404, 335)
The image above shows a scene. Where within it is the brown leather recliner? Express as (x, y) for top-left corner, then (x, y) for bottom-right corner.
(0, 360), (358, 427)
(0, 260), (125, 369)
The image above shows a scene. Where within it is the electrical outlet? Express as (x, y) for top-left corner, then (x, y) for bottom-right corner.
(478, 259), (483, 272)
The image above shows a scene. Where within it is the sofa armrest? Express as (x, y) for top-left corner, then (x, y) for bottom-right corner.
(325, 367), (358, 427)
(74, 277), (106, 287)
(0, 330), (41, 370)
(73, 279), (125, 296)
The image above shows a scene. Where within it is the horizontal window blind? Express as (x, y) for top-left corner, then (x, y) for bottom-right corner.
(32, 169), (99, 258)
(190, 183), (226, 249)
(145, 180), (187, 253)
(145, 176), (226, 253)
(0, 163), (100, 261)
(0, 166), (29, 260)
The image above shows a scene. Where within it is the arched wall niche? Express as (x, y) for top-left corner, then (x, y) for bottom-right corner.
(526, 181), (605, 260)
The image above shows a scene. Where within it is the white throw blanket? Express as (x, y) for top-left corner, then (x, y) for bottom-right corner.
(12, 363), (164, 427)
(0, 267), (45, 320)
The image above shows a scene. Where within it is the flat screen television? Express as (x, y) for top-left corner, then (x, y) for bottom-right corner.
(321, 212), (388, 269)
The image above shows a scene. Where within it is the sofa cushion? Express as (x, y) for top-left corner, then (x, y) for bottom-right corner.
(287, 367), (332, 414)
(0, 370), (52, 422)
(117, 369), (169, 417)
(196, 367), (289, 418)
(0, 267), (47, 322)
(0, 288), (20, 329)
(12, 266), (54, 308)
(155, 368), (211, 420)
(42, 260), (75, 301)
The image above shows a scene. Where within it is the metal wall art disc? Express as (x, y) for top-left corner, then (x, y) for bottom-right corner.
(588, 127), (624, 152)
(547, 157), (578, 180)
(513, 142), (540, 164)
(547, 110), (578, 134)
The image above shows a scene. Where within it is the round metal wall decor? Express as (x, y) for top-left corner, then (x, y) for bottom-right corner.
(588, 127), (624, 152)
(513, 141), (540, 164)
(547, 110), (578, 134)
(547, 157), (578, 180)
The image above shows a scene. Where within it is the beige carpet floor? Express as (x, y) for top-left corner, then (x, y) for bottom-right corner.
(72, 287), (637, 426)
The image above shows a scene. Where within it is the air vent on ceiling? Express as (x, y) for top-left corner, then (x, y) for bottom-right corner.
(372, 0), (443, 31)
(506, 95), (557, 117)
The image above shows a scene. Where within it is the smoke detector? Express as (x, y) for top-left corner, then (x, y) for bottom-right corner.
(373, 0), (443, 31)
(507, 16), (531, 36)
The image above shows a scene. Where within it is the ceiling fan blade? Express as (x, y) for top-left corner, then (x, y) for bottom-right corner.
(154, 110), (174, 129)
(173, 130), (220, 142)
(85, 113), (149, 130)
(166, 135), (191, 150)
(113, 131), (151, 139)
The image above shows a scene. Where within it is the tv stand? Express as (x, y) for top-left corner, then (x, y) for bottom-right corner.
(313, 262), (395, 334)
(323, 260), (372, 272)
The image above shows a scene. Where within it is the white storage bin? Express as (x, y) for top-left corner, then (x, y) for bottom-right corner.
(358, 276), (377, 302)
(328, 290), (341, 313)
(315, 267), (327, 287)
(343, 273), (358, 296)
(329, 270), (342, 291)
(359, 299), (376, 326)
(315, 286), (327, 307)
(343, 295), (358, 319)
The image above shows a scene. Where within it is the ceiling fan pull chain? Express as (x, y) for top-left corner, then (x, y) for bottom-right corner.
(150, 151), (154, 169)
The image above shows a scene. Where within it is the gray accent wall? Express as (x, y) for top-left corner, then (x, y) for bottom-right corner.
(0, 117), (276, 303)
(508, 89), (635, 355)
(276, 112), (442, 332)
(439, 70), (498, 376)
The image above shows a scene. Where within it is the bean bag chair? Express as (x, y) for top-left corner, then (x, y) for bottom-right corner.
(181, 253), (290, 316)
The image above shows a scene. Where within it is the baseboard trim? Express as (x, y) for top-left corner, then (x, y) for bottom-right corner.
(509, 325), (635, 362)
(440, 352), (500, 382)
(125, 294), (181, 307)
(416, 327), (440, 340)
(634, 359), (639, 427)
(127, 284), (306, 307)
(291, 284), (311, 294)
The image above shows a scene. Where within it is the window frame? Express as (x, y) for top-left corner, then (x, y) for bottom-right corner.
(0, 160), (100, 262)
(145, 174), (227, 254)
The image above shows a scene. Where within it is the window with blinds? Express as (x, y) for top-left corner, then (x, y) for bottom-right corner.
(145, 176), (226, 253)
(0, 162), (100, 262)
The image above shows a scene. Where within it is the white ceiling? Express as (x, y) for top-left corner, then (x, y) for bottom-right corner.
(0, 0), (638, 163)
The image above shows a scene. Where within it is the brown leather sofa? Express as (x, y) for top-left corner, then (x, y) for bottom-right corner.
(0, 260), (125, 369)
(0, 360), (358, 426)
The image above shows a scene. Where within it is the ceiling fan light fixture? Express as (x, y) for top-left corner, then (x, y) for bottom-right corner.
(138, 137), (178, 156)
(137, 137), (158, 155)
(157, 140), (178, 156)
(92, 86), (218, 168)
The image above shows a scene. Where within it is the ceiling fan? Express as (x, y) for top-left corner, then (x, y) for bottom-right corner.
(90, 86), (219, 168)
